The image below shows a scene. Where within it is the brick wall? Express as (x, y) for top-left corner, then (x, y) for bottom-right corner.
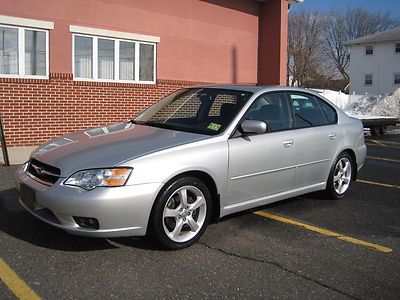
(0, 73), (206, 147)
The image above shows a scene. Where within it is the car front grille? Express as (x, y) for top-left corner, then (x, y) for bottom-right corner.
(26, 158), (61, 185)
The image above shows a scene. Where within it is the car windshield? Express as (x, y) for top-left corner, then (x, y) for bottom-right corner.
(134, 88), (252, 135)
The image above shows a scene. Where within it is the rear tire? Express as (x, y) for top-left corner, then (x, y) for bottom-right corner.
(325, 152), (354, 199)
(149, 176), (212, 249)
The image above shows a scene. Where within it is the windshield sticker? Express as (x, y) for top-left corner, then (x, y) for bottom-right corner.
(207, 123), (222, 131)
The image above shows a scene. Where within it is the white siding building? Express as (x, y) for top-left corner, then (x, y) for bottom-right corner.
(345, 27), (400, 95)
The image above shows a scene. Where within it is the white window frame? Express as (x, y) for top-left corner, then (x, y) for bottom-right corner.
(395, 42), (400, 54)
(364, 74), (373, 85)
(0, 24), (49, 79)
(365, 44), (374, 56)
(394, 73), (400, 85)
(71, 27), (158, 84)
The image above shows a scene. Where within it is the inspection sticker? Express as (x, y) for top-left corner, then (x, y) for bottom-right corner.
(207, 123), (221, 131)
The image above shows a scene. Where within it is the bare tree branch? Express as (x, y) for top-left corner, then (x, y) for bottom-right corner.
(288, 10), (325, 86)
(323, 8), (400, 82)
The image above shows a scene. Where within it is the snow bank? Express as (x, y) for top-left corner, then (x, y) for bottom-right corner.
(316, 88), (400, 118)
(344, 89), (400, 117)
(314, 89), (350, 110)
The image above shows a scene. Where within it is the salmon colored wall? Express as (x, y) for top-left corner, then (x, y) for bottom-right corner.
(258, 0), (288, 85)
(0, 0), (260, 84)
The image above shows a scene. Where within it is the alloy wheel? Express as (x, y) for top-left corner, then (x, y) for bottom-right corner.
(162, 185), (207, 243)
(333, 157), (352, 195)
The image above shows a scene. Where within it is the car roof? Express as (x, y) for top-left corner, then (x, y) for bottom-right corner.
(186, 84), (340, 111)
(187, 84), (315, 94)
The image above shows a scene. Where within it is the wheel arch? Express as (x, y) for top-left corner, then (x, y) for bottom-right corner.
(341, 148), (358, 180)
(180, 171), (220, 223)
(149, 170), (221, 228)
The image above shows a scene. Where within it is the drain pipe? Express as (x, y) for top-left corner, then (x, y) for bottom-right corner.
(0, 113), (10, 166)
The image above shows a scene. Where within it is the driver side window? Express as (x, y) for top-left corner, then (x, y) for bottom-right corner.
(244, 92), (293, 132)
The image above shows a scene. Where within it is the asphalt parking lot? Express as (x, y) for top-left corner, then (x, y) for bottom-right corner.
(1, 129), (399, 299)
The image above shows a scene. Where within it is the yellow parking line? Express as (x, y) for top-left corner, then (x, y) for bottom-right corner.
(368, 139), (386, 146)
(367, 156), (400, 163)
(357, 179), (400, 189)
(254, 211), (393, 253)
(0, 258), (40, 300)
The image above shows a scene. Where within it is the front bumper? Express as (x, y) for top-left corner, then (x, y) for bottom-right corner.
(15, 165), (163, 238)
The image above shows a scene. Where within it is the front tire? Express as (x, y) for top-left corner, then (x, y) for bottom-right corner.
(150, 176), (212, 249)
(325, 152), (354, 199)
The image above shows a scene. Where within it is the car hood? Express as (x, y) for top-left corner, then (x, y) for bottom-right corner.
(31, 122), (210, 177)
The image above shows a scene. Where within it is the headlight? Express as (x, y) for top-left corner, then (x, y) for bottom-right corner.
(64, 168), (132, 190)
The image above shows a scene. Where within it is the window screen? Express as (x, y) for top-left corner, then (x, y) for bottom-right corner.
(0, 27), (18, 75)
(139, 43), (154, 82)
(74, 34), (155, 83)
(25, 30), (46, 76)
(74, 36), (93, 78)
(119, 41), (135, 81)
(98, 38), (114, 80)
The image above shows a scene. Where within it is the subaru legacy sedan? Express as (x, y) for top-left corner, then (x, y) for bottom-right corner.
(15, 86), (366, 249)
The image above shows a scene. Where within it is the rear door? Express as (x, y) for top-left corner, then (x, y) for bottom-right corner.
(287, 92), (340, 188)
(227, 92), (297, 206)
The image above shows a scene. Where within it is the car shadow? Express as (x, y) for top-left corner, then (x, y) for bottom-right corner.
(108, 236), (163, 251)
(0, 187), (189, 252)
(0, 187), (120, 251)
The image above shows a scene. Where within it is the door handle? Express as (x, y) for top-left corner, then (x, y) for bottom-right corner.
(329, 133), (337, 140)
(283, 140), (294, 148)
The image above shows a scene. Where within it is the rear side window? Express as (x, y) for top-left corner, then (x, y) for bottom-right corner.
(288, 93), (332, 128)
(317, 98), (337, 124)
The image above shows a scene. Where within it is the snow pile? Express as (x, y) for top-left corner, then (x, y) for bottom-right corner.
(344, 88), (400, 117)
(314, 89), (350, 110)
(316, 88), (400, 117)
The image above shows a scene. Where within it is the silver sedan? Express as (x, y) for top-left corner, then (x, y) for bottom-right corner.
(15, 86), (366, 249)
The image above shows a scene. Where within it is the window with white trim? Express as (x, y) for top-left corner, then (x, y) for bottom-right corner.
(0, 24), (49, 78)
(365, 44), (373, 55)
(394, 73), (400, 85)
(365, 74), (373, 85)
(396, 42), (400, 53)
(73, 34), (156, 83)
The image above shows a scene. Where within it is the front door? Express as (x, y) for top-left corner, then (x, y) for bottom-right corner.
(226, 92), (297, 208)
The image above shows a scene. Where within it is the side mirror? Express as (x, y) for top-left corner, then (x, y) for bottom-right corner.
(240, 120), (267, 135)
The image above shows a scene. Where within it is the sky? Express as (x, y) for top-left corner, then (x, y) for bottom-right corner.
(291, 0), (400, 18)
